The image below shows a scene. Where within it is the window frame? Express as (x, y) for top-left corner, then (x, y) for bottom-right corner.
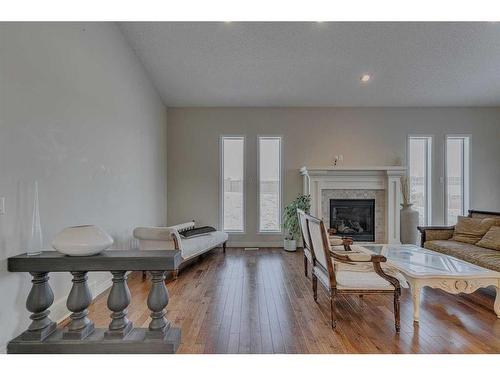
(407, 135), (433, 226)
(219, 135), (246, 234)
(257, 135), (283, 234)
(444, 134), (471, 225)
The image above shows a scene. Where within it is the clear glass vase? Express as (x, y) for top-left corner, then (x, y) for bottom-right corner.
(27, 180), (43, 256)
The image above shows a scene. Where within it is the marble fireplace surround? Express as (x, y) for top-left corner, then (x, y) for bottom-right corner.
(300, 166), (406, 244)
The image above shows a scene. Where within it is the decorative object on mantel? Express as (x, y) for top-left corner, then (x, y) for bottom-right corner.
(300, 166), (406, 244)
(282, 194), (311, 251)
(332, 154), (344, 167)
(52, 225), (113, 256)
(400, 175), (419, 245)
(27, 180), (43, 256)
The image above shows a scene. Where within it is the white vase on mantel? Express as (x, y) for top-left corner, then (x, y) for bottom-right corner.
(400, 203), (419, 245)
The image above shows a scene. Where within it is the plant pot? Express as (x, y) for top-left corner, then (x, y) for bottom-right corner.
(400, 204), (419, 245)
(283, 239), (297, 252)
(52, 225), (113, 256)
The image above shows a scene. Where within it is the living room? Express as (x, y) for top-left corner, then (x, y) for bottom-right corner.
(1, 0), (499, 372)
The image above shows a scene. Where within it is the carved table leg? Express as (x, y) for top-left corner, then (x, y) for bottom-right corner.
(105, 271), (133, 339)
(495, 286), (500, 319)
(63, 271), (95, 340)
(22, 272), (57, 341)
(146, 270), (171, 339)
(412, 284), (421, 323)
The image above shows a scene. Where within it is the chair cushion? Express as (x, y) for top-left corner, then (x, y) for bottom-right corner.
(181, 231), (228, 260)
(336, 270), (395, 290)
(425, 240), (500, 272)
(476, 226), (500, 251)
(313, 265), (400, 291)
(451, 216), (495, 244)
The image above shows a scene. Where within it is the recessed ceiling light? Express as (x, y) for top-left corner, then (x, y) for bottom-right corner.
(360, 74), (371, 83)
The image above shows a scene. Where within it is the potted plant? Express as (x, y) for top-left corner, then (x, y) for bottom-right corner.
(282, 194), (311, 252)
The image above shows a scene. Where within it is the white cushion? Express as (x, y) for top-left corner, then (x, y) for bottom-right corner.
(313, 265), (407, 291)
(133, 227), (175, 241)
(180, 231), (228, 260)
(336, 270), (394, 290)
(136, 239), (176, 250)
(134, 223), (228, 262)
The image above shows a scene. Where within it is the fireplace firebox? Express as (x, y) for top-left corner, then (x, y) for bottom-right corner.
(330, 199), (375, 242)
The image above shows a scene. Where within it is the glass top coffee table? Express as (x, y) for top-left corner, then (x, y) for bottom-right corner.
(362, 244), (500, 323)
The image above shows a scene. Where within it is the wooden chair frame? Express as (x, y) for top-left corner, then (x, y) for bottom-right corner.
(305, 213), (401, 332)
(297, 209), (313, 278)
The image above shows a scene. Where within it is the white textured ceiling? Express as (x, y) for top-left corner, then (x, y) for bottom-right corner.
(119, 22), (500, 106)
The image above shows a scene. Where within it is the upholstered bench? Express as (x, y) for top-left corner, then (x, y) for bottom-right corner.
(133, 221), (228, 278)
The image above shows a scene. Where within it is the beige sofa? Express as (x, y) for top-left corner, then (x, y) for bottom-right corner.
(417, 210), (500, 272)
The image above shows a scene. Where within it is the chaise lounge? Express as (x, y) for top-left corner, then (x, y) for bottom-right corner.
(133, 221), (228, 278)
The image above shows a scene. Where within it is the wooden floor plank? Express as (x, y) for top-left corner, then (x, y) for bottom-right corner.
(81, 247), (500, 354)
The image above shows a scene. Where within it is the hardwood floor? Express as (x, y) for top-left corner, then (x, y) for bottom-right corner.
(84, 248), (500, 353)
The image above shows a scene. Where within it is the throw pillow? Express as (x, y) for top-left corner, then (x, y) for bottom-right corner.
(451, 216), (495, 244)
(476, 226), (500, 251)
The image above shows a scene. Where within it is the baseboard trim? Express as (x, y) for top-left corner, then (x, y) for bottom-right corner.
(227, 241), (283, 248)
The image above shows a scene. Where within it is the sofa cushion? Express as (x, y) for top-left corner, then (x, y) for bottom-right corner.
(424, 240), (500, 272)
(451, 216), (495, 244)
(470, 212), (500, 225)
(181, 231), (228, 260)
(476, 226), (500, 251)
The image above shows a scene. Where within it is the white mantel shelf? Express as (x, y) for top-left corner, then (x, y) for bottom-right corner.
(300, 166), (406, 173)
(300, 165), (406, 244)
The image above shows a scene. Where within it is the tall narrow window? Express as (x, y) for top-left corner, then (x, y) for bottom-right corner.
(408, 136), (432, 226)
(258, 136), (282, 232)
(445, 135), (470, 225)
(221, 136), (245, 232)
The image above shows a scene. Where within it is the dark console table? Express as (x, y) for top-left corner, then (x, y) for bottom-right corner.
(7, 250), (182, 354)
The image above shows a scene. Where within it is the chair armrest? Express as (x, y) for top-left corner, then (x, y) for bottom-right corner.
(330, 250), (386, 263)
(417, 226), (455, 247)
(371, 258), (401, 291)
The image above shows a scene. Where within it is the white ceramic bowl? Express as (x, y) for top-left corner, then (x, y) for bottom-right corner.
(52, 225), (113, 256)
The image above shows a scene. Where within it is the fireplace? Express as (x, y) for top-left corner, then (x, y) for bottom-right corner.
(330, 199), (375, 241)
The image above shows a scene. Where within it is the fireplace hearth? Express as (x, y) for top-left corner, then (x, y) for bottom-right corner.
(330, 199), (375, 241)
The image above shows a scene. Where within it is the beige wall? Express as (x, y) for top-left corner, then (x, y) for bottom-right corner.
(167, 107), (500, 246)
(0, 23), (167, 352)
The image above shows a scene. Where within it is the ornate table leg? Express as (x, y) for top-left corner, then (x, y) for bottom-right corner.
(412, 284), (421, 323)
(105, 271), (133, 339)
(63, 271), (95, 340)
(495, 286), (500, 319)
(22, 272), (57, 341)
(146, 270), (171, 339)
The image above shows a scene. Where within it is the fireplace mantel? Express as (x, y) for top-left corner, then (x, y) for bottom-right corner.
(300, 166), (406, 243)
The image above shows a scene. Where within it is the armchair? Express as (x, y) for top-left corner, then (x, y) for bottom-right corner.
(305, 213), (401, 332)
